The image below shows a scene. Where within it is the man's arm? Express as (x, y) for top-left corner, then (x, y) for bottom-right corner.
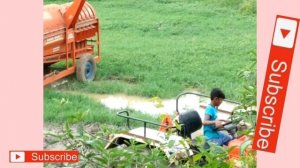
(203, 114), (223, 128)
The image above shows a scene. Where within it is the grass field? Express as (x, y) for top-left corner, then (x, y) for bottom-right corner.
(44, 0), (256, 124)
(44, 89), (161, 125)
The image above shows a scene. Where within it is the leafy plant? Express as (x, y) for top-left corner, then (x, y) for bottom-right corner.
(46, 121), (258, 167)
(234, 51), (257, 130)
(45, 122), (167, 167)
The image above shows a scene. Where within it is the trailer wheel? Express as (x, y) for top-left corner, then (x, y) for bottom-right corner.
(76, 55), (96, 82)
(44, 63), (52, 75)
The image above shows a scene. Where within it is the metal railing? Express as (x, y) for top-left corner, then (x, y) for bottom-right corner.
(117, 111), (187, 138)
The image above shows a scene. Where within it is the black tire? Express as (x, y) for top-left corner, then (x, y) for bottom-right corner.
(44, 63), (53, 75)
(76, 55), (96, 82)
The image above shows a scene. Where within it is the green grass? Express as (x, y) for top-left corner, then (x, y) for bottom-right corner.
(44, 0), (256, 123)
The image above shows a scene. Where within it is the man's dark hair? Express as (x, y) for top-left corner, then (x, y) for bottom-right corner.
(210, 88), (225, 100)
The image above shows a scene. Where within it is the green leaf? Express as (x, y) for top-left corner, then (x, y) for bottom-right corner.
(167, 140), (175, 148)
(192, 153), (201, 162)
(175, 121), (181, 131)
(240, 139), (252, 156)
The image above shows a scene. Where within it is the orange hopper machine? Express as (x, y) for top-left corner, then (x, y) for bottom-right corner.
(43, 0), (100, 85)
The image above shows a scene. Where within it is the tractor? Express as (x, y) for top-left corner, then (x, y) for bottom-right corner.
(105, 92), (253, 165)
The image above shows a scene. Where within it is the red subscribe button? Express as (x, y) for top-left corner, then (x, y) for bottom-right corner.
(10, 151), (79, 163)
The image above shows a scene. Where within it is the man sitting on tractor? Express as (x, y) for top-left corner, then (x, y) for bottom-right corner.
(203, 88), (232, 146)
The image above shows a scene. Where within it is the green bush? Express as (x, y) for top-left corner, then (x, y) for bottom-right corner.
(45, 124), (256, 167)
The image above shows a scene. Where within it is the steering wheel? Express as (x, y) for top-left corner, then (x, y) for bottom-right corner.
(215, 117), (243, 131)
(222, 120), (233, 127)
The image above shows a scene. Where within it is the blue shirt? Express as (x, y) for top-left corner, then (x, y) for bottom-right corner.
(204, 104), (220, 139)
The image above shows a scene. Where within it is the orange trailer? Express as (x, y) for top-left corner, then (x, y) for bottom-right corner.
(43, 0), (100, 86)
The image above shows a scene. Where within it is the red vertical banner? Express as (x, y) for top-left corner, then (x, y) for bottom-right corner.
(253, 16), (299, 152)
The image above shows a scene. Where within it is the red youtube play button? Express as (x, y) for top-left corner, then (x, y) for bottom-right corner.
(273, 18), (298, 48)
(10, 151), (25, 163)
(280, 29), (291, 38)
